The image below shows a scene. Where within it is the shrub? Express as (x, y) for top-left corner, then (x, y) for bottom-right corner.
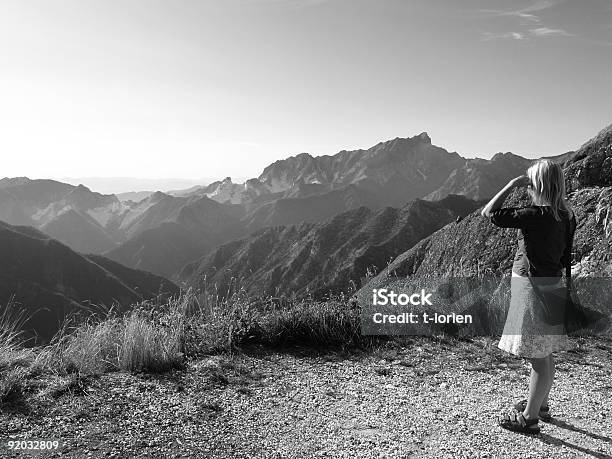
(0, 303), (37, 404)
(38, 295), (188, 376)
(0, 367), (29, 404)
(252, 299), (375, 349)
(118, 309), (184, 372)
(42, 319), (122, 375)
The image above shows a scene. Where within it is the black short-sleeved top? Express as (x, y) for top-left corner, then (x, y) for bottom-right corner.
(490, 206), (576, 277)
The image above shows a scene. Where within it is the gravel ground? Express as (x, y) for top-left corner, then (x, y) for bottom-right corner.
(1, 338), (611, 458)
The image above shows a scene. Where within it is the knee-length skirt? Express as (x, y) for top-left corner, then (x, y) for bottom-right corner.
(498, 272), (571, 358)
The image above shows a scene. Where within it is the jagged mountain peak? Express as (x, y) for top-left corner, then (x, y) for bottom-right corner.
(282, 152), (313, 160)
(64, 183), (98, 198)
(373, 132), (431, 147)
(415, 131), (431, 143)
(202, 177), (255, 205)
(373, 132), (432, 151)
(260, 152), (317, 172)
(490, 151), (524, 161)
(62, 183), (119, 210)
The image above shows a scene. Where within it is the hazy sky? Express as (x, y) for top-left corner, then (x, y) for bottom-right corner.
(1, 0), (611, 181)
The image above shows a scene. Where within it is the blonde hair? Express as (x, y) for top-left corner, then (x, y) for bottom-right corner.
(526, 159), (572, 221)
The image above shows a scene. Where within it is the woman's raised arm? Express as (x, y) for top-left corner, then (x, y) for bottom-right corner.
(481, 175), (529, 218)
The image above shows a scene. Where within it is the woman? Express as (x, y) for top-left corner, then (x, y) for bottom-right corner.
(481, 159), (576, 435)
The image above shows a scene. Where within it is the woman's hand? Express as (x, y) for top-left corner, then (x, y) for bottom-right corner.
(481, 175), (529, 217)
(509, 175), (530, 188)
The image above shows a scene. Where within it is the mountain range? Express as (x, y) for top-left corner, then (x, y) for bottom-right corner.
(2, 124), (610, 338)
(197, 133), (535, 209)
(1, 132), (548, 281)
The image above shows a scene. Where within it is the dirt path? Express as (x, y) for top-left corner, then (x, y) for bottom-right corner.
(2, 338), (611, 458)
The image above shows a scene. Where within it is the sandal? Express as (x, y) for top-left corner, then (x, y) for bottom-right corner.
(513, 399), (552, 421)
(499, 412), (540, 434)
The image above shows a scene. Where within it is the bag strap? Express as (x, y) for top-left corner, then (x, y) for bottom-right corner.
(565, 212), (575, 293)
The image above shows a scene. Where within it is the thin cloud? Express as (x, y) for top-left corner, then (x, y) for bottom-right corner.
(482, 32), (526, 41)
(529, 27), (574, 37)
(516, 0), (561, 15)
(480, 0), (574, 41)
(482, 27), (573, 41)
(479, 10), (540, 24)
(480, 0), (561, 24)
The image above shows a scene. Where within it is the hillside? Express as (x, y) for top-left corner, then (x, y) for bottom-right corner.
(40, 208), (117, 254)
(0, 221), (178, 342)
(105, 196), (244, 278)
(369, 187), (612, 280)
(116, 192), (190, 240)
(183, 195), (481, 299)
(241, 184), (380, 232)
(105, 223), (216, 279)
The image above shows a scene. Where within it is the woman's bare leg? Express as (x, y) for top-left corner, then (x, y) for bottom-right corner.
(541, 354), (555, 409)
(523, 356), (552, 420)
